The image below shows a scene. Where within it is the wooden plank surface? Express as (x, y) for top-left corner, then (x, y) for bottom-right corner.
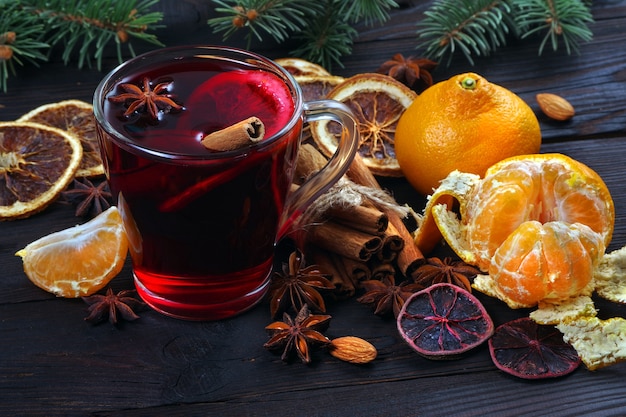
(2, 1), (626, 416)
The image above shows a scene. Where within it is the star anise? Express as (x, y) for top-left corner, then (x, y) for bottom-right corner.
(411, 256), (480, 292)
(82, 287), (147, 325)
(357, 275), (423, 318)
(62, 177), (113, 218)
(376, 53), (437, 93)
(264, 304), (331, 364)
(269, 250), (335, 318)
(108, 77), (183, 120)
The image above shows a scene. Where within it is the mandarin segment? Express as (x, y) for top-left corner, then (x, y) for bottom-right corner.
(489, 221), (605, 307)
(15, 207), (128, 298)
(0, 121), (83, 220)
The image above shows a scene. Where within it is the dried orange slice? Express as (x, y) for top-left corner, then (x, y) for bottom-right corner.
(17, 99), (104, 177)
(0, 121), (83, 220)
(294, 75), (345, 101)
(311, 73), (417, 177)
(15, 206), (128, 298)
(275, 57), (331, 76)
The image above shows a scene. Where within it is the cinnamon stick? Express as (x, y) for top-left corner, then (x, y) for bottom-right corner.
(201, 116), (265, 151)
(377, 221), (404, 263)
(347, 154), (424, 276)
(308, 246), (356, 299)
(327, 204), (388, 236)
(340, 256), (371, 287)
(369, 262), (396, 282)
(307, 220), (383, 262)
(294, 143), (329, 183)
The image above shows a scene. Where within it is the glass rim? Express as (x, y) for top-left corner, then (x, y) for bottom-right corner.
(92, 45), (304, 162)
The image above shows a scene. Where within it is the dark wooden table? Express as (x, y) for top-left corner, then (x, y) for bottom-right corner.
(2, 2), (626, 416)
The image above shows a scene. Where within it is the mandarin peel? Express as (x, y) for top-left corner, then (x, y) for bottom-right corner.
(556, 316), (626, 370)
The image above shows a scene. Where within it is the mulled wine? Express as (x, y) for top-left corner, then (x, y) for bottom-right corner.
(94, 46), (358, 320)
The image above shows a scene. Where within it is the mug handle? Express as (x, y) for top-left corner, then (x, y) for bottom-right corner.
(277, 99), (359, 239)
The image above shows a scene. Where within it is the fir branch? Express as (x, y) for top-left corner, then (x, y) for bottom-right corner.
(416, 0), (516, 66)
(338, 0), (399, 25)
(207, 0), (398, 70)
(514, 0), (593, 55)
(21, 0), (164, 70)
(290, 7), (359, 70)
(208, 0), (325, 49)
(0, 1), (49, 92)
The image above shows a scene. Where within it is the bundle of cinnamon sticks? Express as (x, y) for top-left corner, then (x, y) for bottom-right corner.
(293, 144), (424, 299)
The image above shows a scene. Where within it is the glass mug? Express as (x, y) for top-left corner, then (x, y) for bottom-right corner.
(93, 45), (358, 320)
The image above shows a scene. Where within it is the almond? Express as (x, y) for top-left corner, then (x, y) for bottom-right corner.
(329, 336), (377, 364)
(536, 93), (575, 121)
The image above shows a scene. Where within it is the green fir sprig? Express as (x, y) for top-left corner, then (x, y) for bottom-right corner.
(416, 0), (594, 66)
(0, 0), (163, 92)
(515, 0), (594, 55)
(207, 0), (399, 70)
(0, 1), (49, 93)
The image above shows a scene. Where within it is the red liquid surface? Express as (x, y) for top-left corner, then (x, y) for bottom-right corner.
(97, 59), (299, 320)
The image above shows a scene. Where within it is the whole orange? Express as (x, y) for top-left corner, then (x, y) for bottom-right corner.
(395, 72), (541, 195)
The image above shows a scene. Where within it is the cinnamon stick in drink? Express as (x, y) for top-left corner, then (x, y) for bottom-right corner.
(201, 116), (265, 151)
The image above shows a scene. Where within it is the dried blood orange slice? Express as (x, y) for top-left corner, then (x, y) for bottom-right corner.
(489, 317), (581, 379)
(311, 73), (417, 177)
(397, 283), (494, 359)
(0, 121), (83, 220)
(15, 206), (128, 298)
(18, 100), (104, 177)
(275, 57), (331, 76)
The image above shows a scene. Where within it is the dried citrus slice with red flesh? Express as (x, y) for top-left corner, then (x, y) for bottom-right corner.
(179, 69), (294, 139)
(397, 283), (494, 359)
(489, 317), (581, 379)
(0, 121), (83, 220)
(17, 100), (104, 177)
(311, 73), (417, 177)
(15, 206), (128, 297)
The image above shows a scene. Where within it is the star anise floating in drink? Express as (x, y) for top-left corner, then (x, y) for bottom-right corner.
(62, 177), (113, 218)
(376, 53), (437, 93)
(269, 250), (334, 318)
(264, 304), (331, 364)
(82, 288), (147, 326)
(412, 256), (480, 292)
(108, 77), (183, 120)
